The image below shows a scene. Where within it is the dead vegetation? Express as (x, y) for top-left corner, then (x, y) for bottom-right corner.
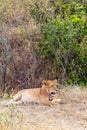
(0, 87), (87, 130)
(0, 0), (40, 93)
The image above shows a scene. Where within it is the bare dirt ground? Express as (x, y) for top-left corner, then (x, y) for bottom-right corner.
(0, 87), (87, 130)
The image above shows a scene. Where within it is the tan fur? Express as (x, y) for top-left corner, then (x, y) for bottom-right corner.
(7, 79), (62, 106)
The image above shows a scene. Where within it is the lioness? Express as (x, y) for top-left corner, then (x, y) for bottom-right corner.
(7, 79), (62, 106)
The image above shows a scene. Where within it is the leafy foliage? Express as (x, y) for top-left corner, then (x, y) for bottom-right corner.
(29, 0), (87, 85)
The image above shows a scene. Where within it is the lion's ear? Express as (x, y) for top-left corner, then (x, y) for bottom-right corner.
(43, 80), (47, 86)
(43, 80), (46, 85)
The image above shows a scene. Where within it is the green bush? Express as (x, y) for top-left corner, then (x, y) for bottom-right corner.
(40, 19), (87, 85)
(29, 0), (87, 85)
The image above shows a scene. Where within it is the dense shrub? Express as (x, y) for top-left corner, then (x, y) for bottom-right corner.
(29, 0), (87, 85)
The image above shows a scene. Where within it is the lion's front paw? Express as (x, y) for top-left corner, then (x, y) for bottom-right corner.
(52, 98), (62, 104)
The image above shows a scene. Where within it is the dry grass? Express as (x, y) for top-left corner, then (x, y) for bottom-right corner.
(0, 87), (87, 130)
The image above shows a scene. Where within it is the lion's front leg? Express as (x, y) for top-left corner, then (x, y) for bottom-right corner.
(40, 97), (62, 106)
(44, 98), (62, 106)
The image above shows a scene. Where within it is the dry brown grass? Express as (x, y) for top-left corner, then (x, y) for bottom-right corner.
(0, 87), (87, 130)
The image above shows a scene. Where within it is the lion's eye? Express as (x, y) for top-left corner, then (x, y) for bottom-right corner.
(50, 92), (56, 95)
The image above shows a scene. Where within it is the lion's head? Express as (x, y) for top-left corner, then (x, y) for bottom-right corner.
(42, 79), (58, 96)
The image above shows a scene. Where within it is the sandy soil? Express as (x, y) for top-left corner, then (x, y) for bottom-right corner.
(0, 87), (87, 130)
